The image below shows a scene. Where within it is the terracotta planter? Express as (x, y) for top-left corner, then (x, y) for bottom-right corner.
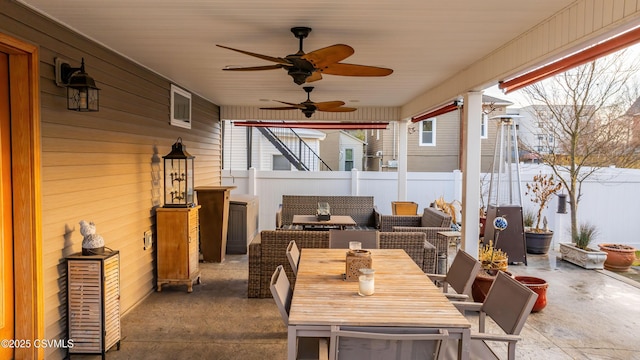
(515, 276), (548, 312)
(598, 243), (636, 272)
(525, 231), (553, 254)
(472, 270), (511, 302)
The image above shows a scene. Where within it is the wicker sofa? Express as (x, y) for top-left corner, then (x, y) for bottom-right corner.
(275, 195), (380, 230)
(248, 230), (436, 298)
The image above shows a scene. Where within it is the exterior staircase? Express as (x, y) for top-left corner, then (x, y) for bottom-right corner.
(257, 126), (332, 171)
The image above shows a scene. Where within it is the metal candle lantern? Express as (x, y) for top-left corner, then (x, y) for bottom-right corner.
(163, 138), (195, 207)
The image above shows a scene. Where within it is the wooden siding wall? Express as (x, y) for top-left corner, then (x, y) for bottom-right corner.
(2, 3), (221, 360)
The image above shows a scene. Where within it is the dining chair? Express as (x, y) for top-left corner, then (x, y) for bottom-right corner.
(446, 271), (538, 360)
(329, 325), (448, 360)
(328, 229), (379, 249)
(286, 240), (301, 275)
(426, 249), (481, 301)
(270, 265), (329, 360)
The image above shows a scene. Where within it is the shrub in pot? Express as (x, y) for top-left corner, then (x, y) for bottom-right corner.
(524, 173), (562, 254)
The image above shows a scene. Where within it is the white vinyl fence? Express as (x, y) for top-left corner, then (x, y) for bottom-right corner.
(221, 164), (640, 249)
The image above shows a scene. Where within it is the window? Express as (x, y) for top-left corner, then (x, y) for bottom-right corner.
(344, 148), (354, 171)
(481, 114), (488, 139)
(272, 155), (291, 171)
(419, 118), (436, 146)
(170, 84), (191, 129)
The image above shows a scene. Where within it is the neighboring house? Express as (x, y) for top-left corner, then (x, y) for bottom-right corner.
(625, 96), (640, 148)
(223, 121), (326, 171)
(513, 105), (558, 159)
(366, 95), (512, 172)
(319, 130), (366, 171)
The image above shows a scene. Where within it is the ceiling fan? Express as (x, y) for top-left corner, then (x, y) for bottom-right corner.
(260, 86), (356, 118)
(217, 27), (393, 85)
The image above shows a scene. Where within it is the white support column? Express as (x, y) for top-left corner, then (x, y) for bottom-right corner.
(461, 91), (482, 259)
(397, 118), (409, 200)
(351, 168), (360, 195)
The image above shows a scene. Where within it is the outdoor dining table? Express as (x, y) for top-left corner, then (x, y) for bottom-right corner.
(287, 248), (471, 360)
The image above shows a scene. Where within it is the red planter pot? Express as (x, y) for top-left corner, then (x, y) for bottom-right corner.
(515, 276), (548, 312)
(472, 270), (511, 303)
(598, 243), (636, 272)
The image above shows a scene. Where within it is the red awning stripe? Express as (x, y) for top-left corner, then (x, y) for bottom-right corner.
(499, 26), (640, 94)
(411, 103), (459, 123)
(232, 121), (389, 130)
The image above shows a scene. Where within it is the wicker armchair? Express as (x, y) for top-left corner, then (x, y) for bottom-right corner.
(380, 232), (436, 274)
(388, 208), (453, 273)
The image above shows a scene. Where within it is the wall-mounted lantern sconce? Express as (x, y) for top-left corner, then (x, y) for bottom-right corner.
(55, 57), (100, 112)
(557, 193), (568, 214)
(162, 137), (195, 208)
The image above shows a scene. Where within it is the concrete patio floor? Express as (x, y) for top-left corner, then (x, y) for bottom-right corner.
(80, 247), (640, 360)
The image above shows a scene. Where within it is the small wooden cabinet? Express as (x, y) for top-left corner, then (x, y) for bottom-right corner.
(66, 251), (121, 359)
(156, 206), (201, 292)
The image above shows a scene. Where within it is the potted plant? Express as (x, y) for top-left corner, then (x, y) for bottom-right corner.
(472, 217), (509, 302)
(432, 196), (461, 230)
(559, 222), (607, 269)
(524, 173), (562, 254)
(598, 243), (637, 272)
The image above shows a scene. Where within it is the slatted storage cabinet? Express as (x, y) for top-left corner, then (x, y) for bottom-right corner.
(66, 250), (121, 359)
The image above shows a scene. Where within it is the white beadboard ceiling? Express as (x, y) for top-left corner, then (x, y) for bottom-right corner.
(17, 0), (608, 118)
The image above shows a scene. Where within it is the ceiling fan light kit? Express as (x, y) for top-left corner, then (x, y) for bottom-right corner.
(218, 27), (393, 119)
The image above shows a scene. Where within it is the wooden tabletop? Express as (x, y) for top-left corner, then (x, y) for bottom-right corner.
(288, 248), (470, 329)
(291, 215), (356, 227)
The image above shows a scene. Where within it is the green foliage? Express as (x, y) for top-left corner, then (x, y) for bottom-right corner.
(573, 222), (598, 250)
(523, 208), (536, 228)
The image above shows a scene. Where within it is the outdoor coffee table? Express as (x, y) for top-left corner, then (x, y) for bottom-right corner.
(291, 214), (356, 230)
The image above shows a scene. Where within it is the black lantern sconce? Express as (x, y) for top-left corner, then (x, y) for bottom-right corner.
(162, 138), (195, 208)
(557, 193), (568, 214)
(55, 57), (100, 112)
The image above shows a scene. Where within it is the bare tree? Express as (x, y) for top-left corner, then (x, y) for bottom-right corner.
(520, 49), (640, 239)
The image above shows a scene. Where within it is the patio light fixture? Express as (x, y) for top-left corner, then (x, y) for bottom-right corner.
(162, 137), (195, 208)
(55, 57), (100, 112)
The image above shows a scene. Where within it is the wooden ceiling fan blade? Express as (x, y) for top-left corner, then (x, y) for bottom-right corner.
(320, 63), (393, 76)
(216, 45), (290, 65)
(302, 44), (354, 69)
(260, 106), (300, 110)
(274, 100), (305, 108)
(306, 71), (323, 83)
(314, 101), (346, 111)
(223, 64), (283, 71)
(321, 107), (357, 112)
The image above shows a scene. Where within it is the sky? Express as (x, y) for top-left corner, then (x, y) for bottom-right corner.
(482, 42), (640, 109)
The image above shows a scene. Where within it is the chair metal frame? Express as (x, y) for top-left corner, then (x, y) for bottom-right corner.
(451, 271), (538, 360)
(286, 240), (301, 275)
(328, 229), (379, 249)
(427, 249), (481, 301)
(329, 325), (448, 360)
(270, 265), (329, 359)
